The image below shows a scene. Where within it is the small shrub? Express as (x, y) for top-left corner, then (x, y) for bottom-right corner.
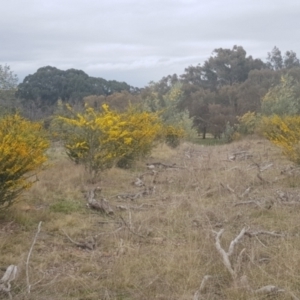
(164, 125), (185, 148)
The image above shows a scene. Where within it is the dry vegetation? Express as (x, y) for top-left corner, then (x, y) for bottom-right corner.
(1, 137), (300, 299)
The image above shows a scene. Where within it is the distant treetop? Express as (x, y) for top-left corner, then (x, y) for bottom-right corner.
(17, 66), (139, 105)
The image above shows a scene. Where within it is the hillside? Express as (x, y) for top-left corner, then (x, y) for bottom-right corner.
(1, 137), (300, 299)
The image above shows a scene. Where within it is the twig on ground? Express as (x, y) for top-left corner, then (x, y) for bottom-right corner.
(147, 162), (185, 169)
(255, 285), (285, 294)
(119, 216), (145, 238)
(250, 160), (272, 184)
(193, 275), (213, 300)
(228, 151), (253, 161)
(86, 188), (114, 215)
(61, 229), (96, 250)
(221, 183), (252, 200)
(214, 228), (246, 278)
(233, 200), (260, 207)
(245, 230), (285, 238)
(26, 221), (42, 294)
(210, 227), (289, 296)
(0, 265), (18, 299)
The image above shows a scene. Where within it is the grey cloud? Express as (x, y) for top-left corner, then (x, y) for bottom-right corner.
(1, 0), (300, 87)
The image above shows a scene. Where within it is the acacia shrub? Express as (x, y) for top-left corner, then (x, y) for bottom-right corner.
(54, 104), (182, 175)
(0, 114), (49, 209)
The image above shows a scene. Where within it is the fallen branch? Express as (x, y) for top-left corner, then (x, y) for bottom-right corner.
(117, 203), (153, 211)
(88, 198), (114, 214)
(228, 151), (253, 161)
(211, 227), (290, 296)
(255, 285), (285, 294)
(250, 160), (271, 184)
(146, 162), (184, 169)
(26, 221), (42, 294)
(221, 183), (252, 200)
(214, 228), (246, 279)
(245, 230), (285, 238)
(86, 188), (114, 215)
(193, 275), (213, 300)
(115, 186), (156, 201)
(119, 216), (145, 239)
(257, 173), (270, 183)
(61, 229), (96, 250)
(260, 163), (273, 172)
(233, 200), (260, 207)
(0, 265), (18, 299)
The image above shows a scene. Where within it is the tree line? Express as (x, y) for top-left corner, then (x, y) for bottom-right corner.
(146, 45), (300, 138)
(1, 45), (300, 138)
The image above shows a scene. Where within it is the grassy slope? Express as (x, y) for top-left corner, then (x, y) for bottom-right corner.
(1, 138), (300, 299)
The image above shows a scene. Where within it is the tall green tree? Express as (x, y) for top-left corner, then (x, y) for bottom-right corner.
(267, 47), (300, 70)
(267, 46), (283, 70)
(17, 66), (138, 119)
(0, 65), (18, 90)
(142, 83), (197, 141)
(0, 65), (19, 116)
(199, 45), (265, 89)
(283, 51), (300, 69)
(236, 68), (281, 114)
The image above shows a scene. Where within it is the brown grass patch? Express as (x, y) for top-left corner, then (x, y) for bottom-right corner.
(1, 138), (300, 299)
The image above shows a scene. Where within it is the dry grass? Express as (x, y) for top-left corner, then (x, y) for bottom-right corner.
(1, 137), (300, 299)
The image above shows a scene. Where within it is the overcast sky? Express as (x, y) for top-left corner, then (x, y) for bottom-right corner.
(1, 0), (300, 87)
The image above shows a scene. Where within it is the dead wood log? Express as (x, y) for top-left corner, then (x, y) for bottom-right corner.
(233, 200), (260, 207)
(61, 229), (96, 250)
(228, 151), (253, 161)
(146, 162), (185, 169)
(86, 188), (114, 215)
(193, 275), (213, 300)
(119, 216), (145, 239)
(88, 198), (114, 215)
(115, 186), (155, 201)
(209, 227), (288, 296)
(0, 265), (18, 299)
(26, 221), (42, 294)
(250, 160), (272, 184)
(245, 230), (285, 238)
(221, 182), (253, 201)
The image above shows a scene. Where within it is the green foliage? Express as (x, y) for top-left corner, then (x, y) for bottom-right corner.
(17, 66), (137, 108)
(261, 75), (300, 116)
(0, 114), (49, 209)
(267, 46), (300, 70)
(0, 65), (18, 90)
(50, 198), (82, 214)
(0, 65), (19, 117)
(223, 122), (240, 143)
(142, 83), (197, 143)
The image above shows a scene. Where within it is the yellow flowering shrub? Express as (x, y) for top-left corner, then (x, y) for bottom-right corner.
(163, 125), (185, 148)
(261, 115), (300, 163)
(0, 114), (49, 209)
(55, 104), (170, 176)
